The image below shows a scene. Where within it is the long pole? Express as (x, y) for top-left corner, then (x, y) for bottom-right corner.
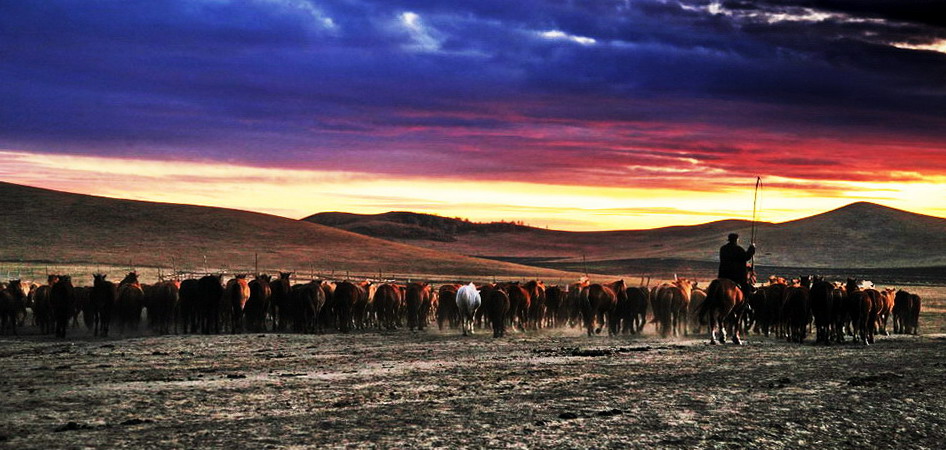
(750, 176), (761, 271)
(750, 176), (761, 245)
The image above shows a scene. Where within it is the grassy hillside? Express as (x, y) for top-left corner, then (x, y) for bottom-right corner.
(0, 182), (577, 279)
(308, 203), (946, 269)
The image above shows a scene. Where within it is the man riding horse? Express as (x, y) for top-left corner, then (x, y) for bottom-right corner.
(718, 233), (755, 296)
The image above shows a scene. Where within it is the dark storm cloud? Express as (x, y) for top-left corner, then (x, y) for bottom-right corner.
(1, 0), (945, 185)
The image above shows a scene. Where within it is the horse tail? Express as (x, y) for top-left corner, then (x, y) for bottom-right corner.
(698, 279), (721, 326)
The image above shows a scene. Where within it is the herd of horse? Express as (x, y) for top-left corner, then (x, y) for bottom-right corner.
(0, 272), (924, 345)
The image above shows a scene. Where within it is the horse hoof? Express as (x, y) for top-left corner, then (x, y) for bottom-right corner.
(710, 340), (719, 345)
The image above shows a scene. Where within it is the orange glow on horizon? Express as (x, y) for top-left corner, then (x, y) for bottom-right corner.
(2, 150), (945, 231)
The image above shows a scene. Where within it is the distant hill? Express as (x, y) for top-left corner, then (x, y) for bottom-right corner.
(307, 203), (946, 270)
(0, 182), (576, 280)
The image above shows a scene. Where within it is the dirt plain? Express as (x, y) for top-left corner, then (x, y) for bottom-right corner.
(2, 317), (946, 449)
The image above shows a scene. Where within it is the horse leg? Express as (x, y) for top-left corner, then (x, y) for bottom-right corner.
(719, 318), (728, 344)
(709, 314), (719, 345)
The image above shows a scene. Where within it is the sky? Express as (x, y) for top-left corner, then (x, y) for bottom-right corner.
(2, 0), (945, 230)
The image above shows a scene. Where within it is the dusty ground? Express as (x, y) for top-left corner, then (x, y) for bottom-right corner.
(2, 325), (946, 449)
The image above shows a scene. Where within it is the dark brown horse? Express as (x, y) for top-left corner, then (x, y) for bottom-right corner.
(844, 278), (877, 345)
(617, 286), (648, 335)
(436, 284), (460, 330)
(809, 279), (835, 344)
(117, 272), (144, 334)
(893, 290), (921, 335)
(149, 279), (180, 335)
(291, 281), (326, 333)
(317, 280), (337, 331)
(196, 274), (224, 334)
(374, 283), (403, 330)
(698, 278), (746, 345)
(480, 284), (510, 338)
(32, 275), (58, 334)
(582, 280), (626, 336)
(90, 274), (117, 337)
(50, 275), (76, 339)
(245, 274), (272, 332)
(351, 281), (374, 330)
(334, 281), (366, 333)
(760, 278), (788, 338)
(782, 282), (810, 343)
(177, 278), (199, 334)
(0, 280), (28, 335)
(269, 272), (292, 331)
(543, 285), (566, 328)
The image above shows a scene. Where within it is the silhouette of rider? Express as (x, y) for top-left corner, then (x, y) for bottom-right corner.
(718, 233), (755, 295)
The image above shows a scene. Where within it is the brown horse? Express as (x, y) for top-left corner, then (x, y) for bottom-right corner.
(565, 278), (591, 328)
(652, 279), (692, 337)
(523, 280), (546, 330)
(877, 288), (896, 336)
(226, 275), (251, 333)
(844, 278), (877, 345)
(373, 283), (403, 330)
(351, 281), (374, 330)
(698, 278), (746, 345)
(406, 282), (432, 331)
(688, 287), (707, 334)
(501, 282), (531, 332)
(582, 279), (626, 336)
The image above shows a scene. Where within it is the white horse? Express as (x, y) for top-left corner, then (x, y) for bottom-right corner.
(456, 282), (481, 336)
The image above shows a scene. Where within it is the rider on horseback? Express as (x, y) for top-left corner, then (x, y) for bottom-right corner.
(718, 233), (755, 296)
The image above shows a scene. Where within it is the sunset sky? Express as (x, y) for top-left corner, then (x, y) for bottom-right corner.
(2, 1), (945, 230)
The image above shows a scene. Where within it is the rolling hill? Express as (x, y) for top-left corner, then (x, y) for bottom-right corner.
(0, 182), (576, 280)
(306, 203), (946, 271)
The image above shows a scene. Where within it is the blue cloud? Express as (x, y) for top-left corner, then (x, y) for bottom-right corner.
(1, 0), (944, 179)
